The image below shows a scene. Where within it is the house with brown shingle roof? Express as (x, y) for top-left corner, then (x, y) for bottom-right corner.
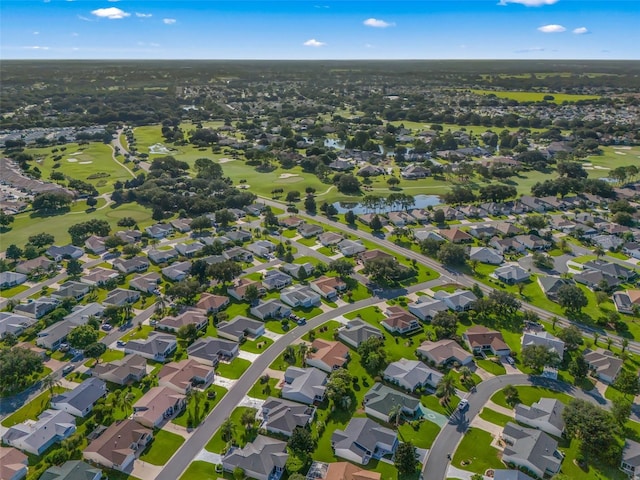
(156, 308), (208, 333)
(306, 339), (349, 372)
(196, 293), (230, 313)
(83, 420), (152, 472)
(0, 447), (28, 480)
(463, 325), (510, 356)
(132, 386), (186, 428)
(380, 306), (421, 335)
(92, 354), (147, 386)
(310, 276), (347, 300)
(158, 358), (214, 394)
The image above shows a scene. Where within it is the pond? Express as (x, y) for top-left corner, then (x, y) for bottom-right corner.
(331, 194), (441, 214)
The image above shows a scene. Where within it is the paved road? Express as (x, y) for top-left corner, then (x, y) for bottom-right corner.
(156, 278), (444, 480)
(422, 374), (612, 480)
(257, 197), (640, 355)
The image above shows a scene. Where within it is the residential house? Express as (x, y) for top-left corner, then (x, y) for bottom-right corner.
(51, 281), (89, 301)
(463, 326), (511, 356)
(383, 359), (442, 391)
(279, 216), (304, 229)
(222, 247), (253, 263)
(227, 278), (265, 301)
(15, 256), (55, 275)
(621, 439), (640, 480)
(401, 164), (430, 179)
(145, 223), (172, 239)
(408, 209), (430, 224)
(0, 312), (36, 338)
(438, 228), (473, 244)
(80, 267), (118, 286)
(357, 165), (385, 177)
(331, 418), (398, 465)
(492, 264), (530, 284)
(196, 293), (230, 314)
(2, 409), (76, 455)
(613, 289), (640, 314)
(310, 276), (347, 300)
(388, 211), (415, 227)
(489, 237), (526, 254)
(158, 358), (214, 394)
(280, 285), (321, 308)
(132, 386), (186, 428)
(584, 260), (637, 282)
(574, 269), (621, 290)
(298, 223), (324, 238)
(46, 245), (84, 262)
(518, 196), (547, 213)
(591, 234), (623, 251)
(434, 206), (464, 221)
(92, 354), (147, 386)
(337, 239), (366, 257)
(416, 339), (473, 367)
(83, 420), (152, 472)
(458, 205), (488, 219)
(14, 296), (59, 319)
(0, 271), (28, 289)
(623, 242), (640, 260)
(318, 231), (344, 247)
(187, 337), (239, 367)
(115, 230), (142, 244)
(262, 270), (293, 290)
(538, 276), (574, 302)
(492, 471), (535, 480)
(515, 398), (565, 438)
(522, 330), (565, 357)
(514, 234), (551, 251)
(161, 261), (192, 282)
(217, 316), (265, 342)
(337, 319), (384, 349)
(222, 435), (288, 480)
(175, 241), (204, 258)
(281, 262), (315, 280)
(363, 383), (422, 422)
(223, 230), (252, 243)
(50, 378), (107, 417)
(413, 230), (445, 243)
(156, 308), (208, 333)
(103, 288), (140, 307)
(583, 348), (623, 384)
(123, 332), (177, 363)
(170, 218), (192, 233)
(501, 422), (563, 479)
(469, 225), (497, 240)
(113, 256), (149, 275)
(434, 289), (478, 312)
(282, 367), (328, 404)
(0, 447), (28, 480)
(306, 339), (350, 372)
(84, 235), (106, 255)
(407, 297), (448, 322)
(469, 246), (503, 265)
(147, 248), (178, 264)
(250, 299), (292, 321)
(260, 397), (316, 437)
(380, 306), (421, 335)
(129, 272), (161, 294)
(247, 240), (277, 258)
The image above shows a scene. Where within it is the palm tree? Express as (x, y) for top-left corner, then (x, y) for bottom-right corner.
(594, 245), (605, 259)
(593, 332), (600, 346)
(388, 403), (403, 429)
(42, 375), (60, 401)
(121, 304), (133, 323)
(459, 366), (473, 388)
(155, 295), (166, 316)
(607, 337), (613, 350)
(240, 408), (256, 431)
(192, 389), (204, 424)
(436, 374), (457, 407)
(121, 392), (135, 417)
(621, 338), (629, 353)
(221, 418), (235, 442)
(298, 343), (309, 361)
(284, 345), (296, 364)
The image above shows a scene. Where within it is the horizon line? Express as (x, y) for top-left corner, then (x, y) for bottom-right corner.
(3, 58), (640, 62)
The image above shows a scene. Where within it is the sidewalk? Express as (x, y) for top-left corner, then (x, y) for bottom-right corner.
(484, 400), (515, 417)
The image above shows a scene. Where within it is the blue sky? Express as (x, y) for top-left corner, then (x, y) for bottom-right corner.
(1, 0), (638, 60)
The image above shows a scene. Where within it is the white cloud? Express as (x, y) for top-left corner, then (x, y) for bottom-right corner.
(537, 24), (566, 33)
(163, 18), (176, 24)
(33, 31), (39, 35)
(363, 18), (395, 28)
(136, 12), (152, 18)
(573, 26), (589, 34)
(24, 45), (49, 50)
(303, 38), (326, 47)
(498, 0), (558, 6)
(91, 7), (130, 19)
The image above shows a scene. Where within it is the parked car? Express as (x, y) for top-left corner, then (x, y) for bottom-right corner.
(117, 340), (126, 347)
(62, 364), (74, 375)
(458, 399), (469, 411)
(101, 323), (113, 331)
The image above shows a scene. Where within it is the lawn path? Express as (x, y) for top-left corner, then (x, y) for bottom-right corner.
(109, 144), (136, 178)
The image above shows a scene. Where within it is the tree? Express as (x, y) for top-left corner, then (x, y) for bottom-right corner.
(369, 215), (383, 232)
(433, 209), (446, 224)
(191, 216), (212, 232)
(84, 342), (107, 362)
(532, 252), (554, 270)
(329, 259), (355, 278)
(166, 280), (200, 305)
(66, 259), (83, 277)
(336, 174), (360, 194)
(42, 374), (61, 399)
(569, 354), (589, 382)
(244, 284), (261, 306)
(221, 418), (235, 442)
(613, 369), (640, 396)
(387, 177), (400, 188)
(233, 467), (245, 480)
(389, 403), (404, 428)
(215, 209), (236, 229)
(345, 210), (356, 225)
(67, 324), (99, 350)
(563, 399), (619, 462)
(593, 244), (605, 259)
(557, 325), (583, 351)
(288, 426), (316, 454)
(32, 192), (73, 212)
(437, 243), (467, 267)
(240, 408), (257, 431)
(0, 211), (15, 227)
(611, 396), (633, 427)
(394, 442), (418, 476)
(522, 214), (547, 231)
(435, 373), (457, 406)
(432, 311), (458, 340)
(86, 197), (98, 209)
(304, 195), (316, 213)
(556, 284), (588, 315)
(503, 384), (520, 407)
(286, 191), (301, 203)
(521, 344), (560, 373)
(207, 260), (243, 285)
(362, 257), (412, 285)
(177, 324), (199, 344)
(459, 366), (474, 388)
(0, 348), (44, 396)
(326, 368), (353, 410)
(357, 336), (388, 373)
(28, 232), (55, 248)
(6, 244), (22, 261)
(488, 290), (521, 316)
(117, 217), (137, 228)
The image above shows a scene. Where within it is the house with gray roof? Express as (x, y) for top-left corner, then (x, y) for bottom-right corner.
(282, 367), (327, 404)
(124, 332), (177, 363)
(51, 281), (89, 301)
(407, 297), (448, 322)
(0, 271), (27, 289)
(574, 269), (621, 290)
(46, 245), (84, 262)
(383, 359), (442, 392)
(80, 267), (118, 286)
(416, 339), (473, 366)
(515, 398), (565, 438)
(129, 272), (161, 294)
(492, 264), (530, 284)
(113, 256), (149, 275)
(161, 261), (192, 282)
(103, 288), (140, 307)
(187, 337), (239, 366)
(592, 234), (623, 251)
(92, 354), (147, 386)
(492, 471), (535, 480)
(522, 330), (565, 357)
(216, 316), (265, 342)
(36, 303), (103, 351)
(223, 230), (252, 243)
(537, 275), (574, 302)
(250, 299), (291, 320)
(262, 270), (293, 290)
(434, 289), (478, 312)
(469, 246), (503, 265)
(280, 285), (321, 308)
(298, 223), (324, 238)
(222, 435), (288, 480)
(40, 460), (102, 480)
(222, 247), (253, 262)
(583, 348), (623, 384)
(621, 439), (640, 480)
(260, 397), (316, 437)
(156, 308), (208, 333)
(413, 230), (445, 243)
(501, 422), (563, 478)
(14, 296), (59, 319)
(0, 312), (36, 338)
(50, 378), (107, 418)
(584, 259), (636, 282)
(147, 248), (178, 264)
(318, 231), (343, 246)
(175, 241), (204, 258)
(145, 223), (172, 239)
(2, 409), (76, 455)
(15, 256), (55, 275)
(337, 319), (383, 349)
(247, 240), (277, 258)
(363, 383), (422, 422)
(281, 262), (315, 280)
(331, 417), (398, 465)
(337, 239), (366, 257)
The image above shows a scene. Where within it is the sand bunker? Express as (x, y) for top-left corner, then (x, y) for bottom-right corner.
(67, 158), (78, 163)
(582, 162), (593, 167)
(238, 184), (251, 189)
(593, 166), (610, 170)
(149, 143), (172, 154)
(583, 167), (594, 170)
(69, 152), (83, 156)
(218, 158), (235, 164)
(279, 173), (300, 179)
(79, 161), (93, 164)
(615, 152), (626, 155)
(613, 146), (631, 150)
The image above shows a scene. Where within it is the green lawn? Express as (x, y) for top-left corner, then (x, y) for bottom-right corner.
(240, 336), (273, 354)
(0, 284), (29, 298)
(491, 385), (573, 409)
(205, 406), (258, 453)
(216, 358), (251, 379)
(476, 359), (506, 376)
(1, 386), (66, 427)
(478, 407), (513, 427)
(302, 320), (343, 341)
(421, 394), (460, 416)
(452, 428), (503, 474)
(398, 418), (441, 449)
(558, 437), (627, 480)
(121, 325), (154, 341)
(469, 89), (600, 104)
(179, 461), (221, 480)
(139, 429), (185, 466)
(172, 385), (227, 428)
(247, 377), (280, 400)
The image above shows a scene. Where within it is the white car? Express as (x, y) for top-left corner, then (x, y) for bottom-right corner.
(458, 399), (469, 411)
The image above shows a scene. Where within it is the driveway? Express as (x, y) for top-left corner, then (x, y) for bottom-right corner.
(419, 405), (449, 428)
